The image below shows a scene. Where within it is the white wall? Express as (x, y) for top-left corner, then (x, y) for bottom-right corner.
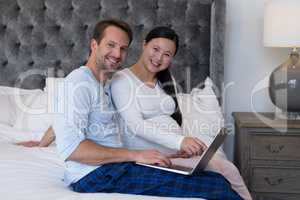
(223, 0), (291, 160)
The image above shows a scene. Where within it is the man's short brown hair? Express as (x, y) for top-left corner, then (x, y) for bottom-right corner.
(92, 19), (133, 45)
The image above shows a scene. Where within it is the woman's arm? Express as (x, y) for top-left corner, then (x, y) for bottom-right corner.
(38, 126), (55, 147)
(111, 73), (184, 150)
(16, 126), (55, 147)
(16, 140), (40, 147)
(111, 72), (206, 156)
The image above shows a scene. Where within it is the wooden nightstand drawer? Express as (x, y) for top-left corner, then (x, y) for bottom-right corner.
(250, 135), (300, 160)
(251, 167), (300, 194)
(234, 112), (300, 199)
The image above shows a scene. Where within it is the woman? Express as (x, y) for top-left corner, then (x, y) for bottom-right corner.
(110, 26), (252, 200)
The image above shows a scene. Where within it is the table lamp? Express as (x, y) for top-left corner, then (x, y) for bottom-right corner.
(264, 0), (300, 119)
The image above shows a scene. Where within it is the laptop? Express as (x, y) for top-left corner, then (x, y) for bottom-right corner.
(136, 128), (227, 175)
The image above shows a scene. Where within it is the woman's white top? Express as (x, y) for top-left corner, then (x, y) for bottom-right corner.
(111, 68), (184, 153)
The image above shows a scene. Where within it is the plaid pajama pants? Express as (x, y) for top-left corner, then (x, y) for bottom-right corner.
(71, 162), (242, 200)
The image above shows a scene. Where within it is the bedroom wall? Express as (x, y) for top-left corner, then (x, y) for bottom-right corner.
(223, 0), (291, 160)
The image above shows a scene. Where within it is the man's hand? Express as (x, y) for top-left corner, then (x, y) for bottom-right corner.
(67, 140), (172, 166)
(180, 137), (207, 157)
(133, 149), (171, 167)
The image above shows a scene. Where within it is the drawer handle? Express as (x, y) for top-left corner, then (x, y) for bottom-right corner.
(266, 144), (284, 153)
(264, 177), (283, 186)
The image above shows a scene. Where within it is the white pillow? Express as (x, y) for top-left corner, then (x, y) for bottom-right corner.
(0, 86), (42, 97)
(13, 77), (66, 133)
(0, 86), (42, 126)
(13, 90), (54, 132)
(177, 77), (224, 146)
(0, 95), (17, 126)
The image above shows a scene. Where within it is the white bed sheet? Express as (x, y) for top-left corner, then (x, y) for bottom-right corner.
(0, 141), (203, 200)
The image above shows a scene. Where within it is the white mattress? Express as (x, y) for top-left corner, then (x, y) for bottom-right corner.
(0, 140), (203, 200)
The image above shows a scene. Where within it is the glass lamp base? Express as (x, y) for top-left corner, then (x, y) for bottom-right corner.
(269, 48), (300, 112)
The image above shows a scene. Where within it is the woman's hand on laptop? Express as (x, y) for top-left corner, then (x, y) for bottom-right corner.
(180, 137), (207, 157)
(167, 150), (190, 159)
(133, 149), (172, 167)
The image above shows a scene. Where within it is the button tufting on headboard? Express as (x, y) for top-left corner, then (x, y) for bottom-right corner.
(41, 42), (47, 49)
(0, 0), (225, 98)
(2, 61), (8, 67)
(15, 42), (21, 48)
(27, 25), (34, 30)
(55, 24), (61, 31)
(55, 60), (61, 68)
(124, 4), (130, 11)
(69, 43), (75, 49)
(28, 61), (34, 67)
(83, 24), (88, 30)
(15, 4), (21, 11)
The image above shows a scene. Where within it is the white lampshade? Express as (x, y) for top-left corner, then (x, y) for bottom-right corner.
(264, 0), (300, 47)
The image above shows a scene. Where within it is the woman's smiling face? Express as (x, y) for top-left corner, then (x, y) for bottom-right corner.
(141, 37), (176, 74)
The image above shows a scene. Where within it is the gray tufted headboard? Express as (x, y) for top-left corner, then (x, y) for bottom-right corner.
(0, 0), (225, 96)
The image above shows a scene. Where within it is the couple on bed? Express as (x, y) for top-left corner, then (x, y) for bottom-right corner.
(19, 19), (251, 200)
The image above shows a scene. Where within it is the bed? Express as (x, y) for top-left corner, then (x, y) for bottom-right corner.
(0, 0), (226, 199)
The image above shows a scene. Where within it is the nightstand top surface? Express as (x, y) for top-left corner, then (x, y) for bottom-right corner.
(232, 112), (300, 128)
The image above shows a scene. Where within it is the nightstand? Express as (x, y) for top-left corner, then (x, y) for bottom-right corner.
(233, 112), (300, 200)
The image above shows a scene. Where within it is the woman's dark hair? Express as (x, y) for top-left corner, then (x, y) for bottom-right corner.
(145, 26), (182, 126)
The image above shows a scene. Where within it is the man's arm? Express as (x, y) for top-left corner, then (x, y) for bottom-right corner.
(56, 78), (171, 166)
(67, 139), (172, 166)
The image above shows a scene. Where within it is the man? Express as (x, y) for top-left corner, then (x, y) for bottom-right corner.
(53, 19), (242, 200)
